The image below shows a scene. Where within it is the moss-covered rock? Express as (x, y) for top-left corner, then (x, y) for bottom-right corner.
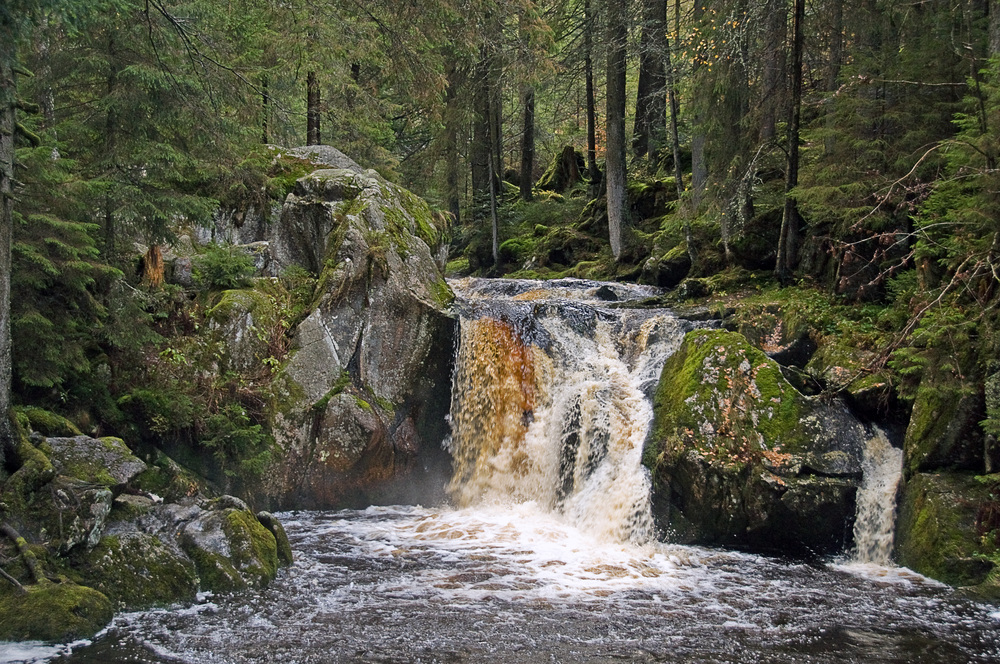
(0, 581), (113, 642)
(45, 435), (147, 489)
(896, 473), (998, 593)
(645, 328), (870, 555)
(903, 362), (983, 476)
(256, 511), (293, 566)
(13, 406), (82, 437)
(78, 533), (198, 609)
(179, 507), (279, 592)
(263, 166), (456, 510)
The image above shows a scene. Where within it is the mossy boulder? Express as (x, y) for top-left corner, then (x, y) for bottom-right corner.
(0, 581), (113, 642)
(903, 363), (983, 477)
(78, 533), (198, 609)
(644, 328), (870, 555)
(179, 506), (279, 592)
(44, 435), (147, 489)
(256, 511), (293, 566)
(896, 473), (998, 594)
(13, 406), (82, 437)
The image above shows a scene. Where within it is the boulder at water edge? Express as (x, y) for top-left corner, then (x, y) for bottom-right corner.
(0, 424), (293, 641)
(643, 328), (873, 556)
(255, 167), (455, 509)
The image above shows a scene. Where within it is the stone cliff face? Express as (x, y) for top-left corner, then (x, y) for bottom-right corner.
(256, 167), (455, 509)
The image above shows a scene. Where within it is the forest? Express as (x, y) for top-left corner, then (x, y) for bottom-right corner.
(2, 0), (1000, 632)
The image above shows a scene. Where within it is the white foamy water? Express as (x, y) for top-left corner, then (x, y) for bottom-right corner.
(852, 427), (903, 565)
(447, 278), (693, 545)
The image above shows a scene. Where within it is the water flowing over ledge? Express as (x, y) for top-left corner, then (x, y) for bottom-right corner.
(446, 277), (699, 544)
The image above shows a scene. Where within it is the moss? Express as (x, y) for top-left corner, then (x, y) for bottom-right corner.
(223, 509), (279, 586)
(185, 545), (246, 593)
(312, 370), (352, 413)
(132, 450), (211, 502)
(13, 406), (82, 436)
(446, 257), (470, 276)
(646, 329), (809, 471)
(896, 473), (996, 587)
(2, 420), (55, 513)
(0, 581), (113, 642)
(78, 534), (198, 609)
(256, 512), (294, 566)
(429, 277), (455, 308)
(353, 396), (373, 412)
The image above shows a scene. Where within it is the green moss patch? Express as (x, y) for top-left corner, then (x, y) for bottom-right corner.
(896, 473), (997, 589)
(647, 328), (809, 471)
(79, 534), (198, 609)
(0, 581), (113, 642)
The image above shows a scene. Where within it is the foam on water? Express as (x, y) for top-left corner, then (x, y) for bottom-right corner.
(447, 278), (692, 545)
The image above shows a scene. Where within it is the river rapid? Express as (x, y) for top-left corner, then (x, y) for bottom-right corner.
(4, 278), (1000, 663)
(8, 504), (1000, 664)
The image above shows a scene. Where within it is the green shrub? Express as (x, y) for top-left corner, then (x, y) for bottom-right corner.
(194, 244), (255, 290)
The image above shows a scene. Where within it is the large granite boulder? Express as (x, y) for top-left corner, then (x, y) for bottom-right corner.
(260, 167), (455, 509)
(643, 328), (876, 556)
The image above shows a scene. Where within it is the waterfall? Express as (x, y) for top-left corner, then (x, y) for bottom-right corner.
(852, 427), (903, 565)
(446, 278), (695, 545)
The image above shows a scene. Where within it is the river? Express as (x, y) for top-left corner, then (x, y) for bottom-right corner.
(4, 278), (999, 663)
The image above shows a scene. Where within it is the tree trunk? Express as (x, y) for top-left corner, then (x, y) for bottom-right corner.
(633, 0), (668, 161)
(261, 74), (269, 144)
(759, 0), (787, 142)
(606, 0), (628, 260)
(776, 0), (804, 282)
(0, 40), (14, 457)
(444, 60), (462, 224)
(471, 51), (493, 228)
(991, 0), (1000, 57)
(584, 0), (600, 199)
(307, 70), (320, 145)
(520, 86), (535, 201)
(824, 0), (843, 155)
(690, 3), (708, 206)
(104, 31), (119, 260)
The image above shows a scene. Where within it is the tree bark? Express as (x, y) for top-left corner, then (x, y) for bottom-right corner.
(520, 86), (535, 201)
(261, 74), (269, 144)
(0, 38), (14, 458)
(776, 0), (804, 282)
(633, 0), (668, 161)
(759, 0), (788, 142)
(991, 0), (1000, 57)
(690, 2), (708, 206)
(444, 60), (463, 224)
(307, 70), (320, 145)
(584, 0), (600, 199)
(606, 0), (628, 260)
(824, 0), (843, 155)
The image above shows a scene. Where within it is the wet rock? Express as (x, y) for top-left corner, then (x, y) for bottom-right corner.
(896, 473), (998, 594)
(179, 506), (279, 592)
(0, 581), (114, 643)
(78, 533), (198, 609)
(257, 511), (293, 566)
(903, 359), (984, 476)
(26, 476), (113, 553)
(644, 328), (870, 556)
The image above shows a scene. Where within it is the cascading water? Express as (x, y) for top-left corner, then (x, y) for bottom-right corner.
(851, 427), (904, 565)
(22, 279), (1000, 664)
(446, 277), (696, 544)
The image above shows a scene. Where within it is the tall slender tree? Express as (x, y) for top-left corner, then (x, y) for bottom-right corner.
(606, 0), (628, 260)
